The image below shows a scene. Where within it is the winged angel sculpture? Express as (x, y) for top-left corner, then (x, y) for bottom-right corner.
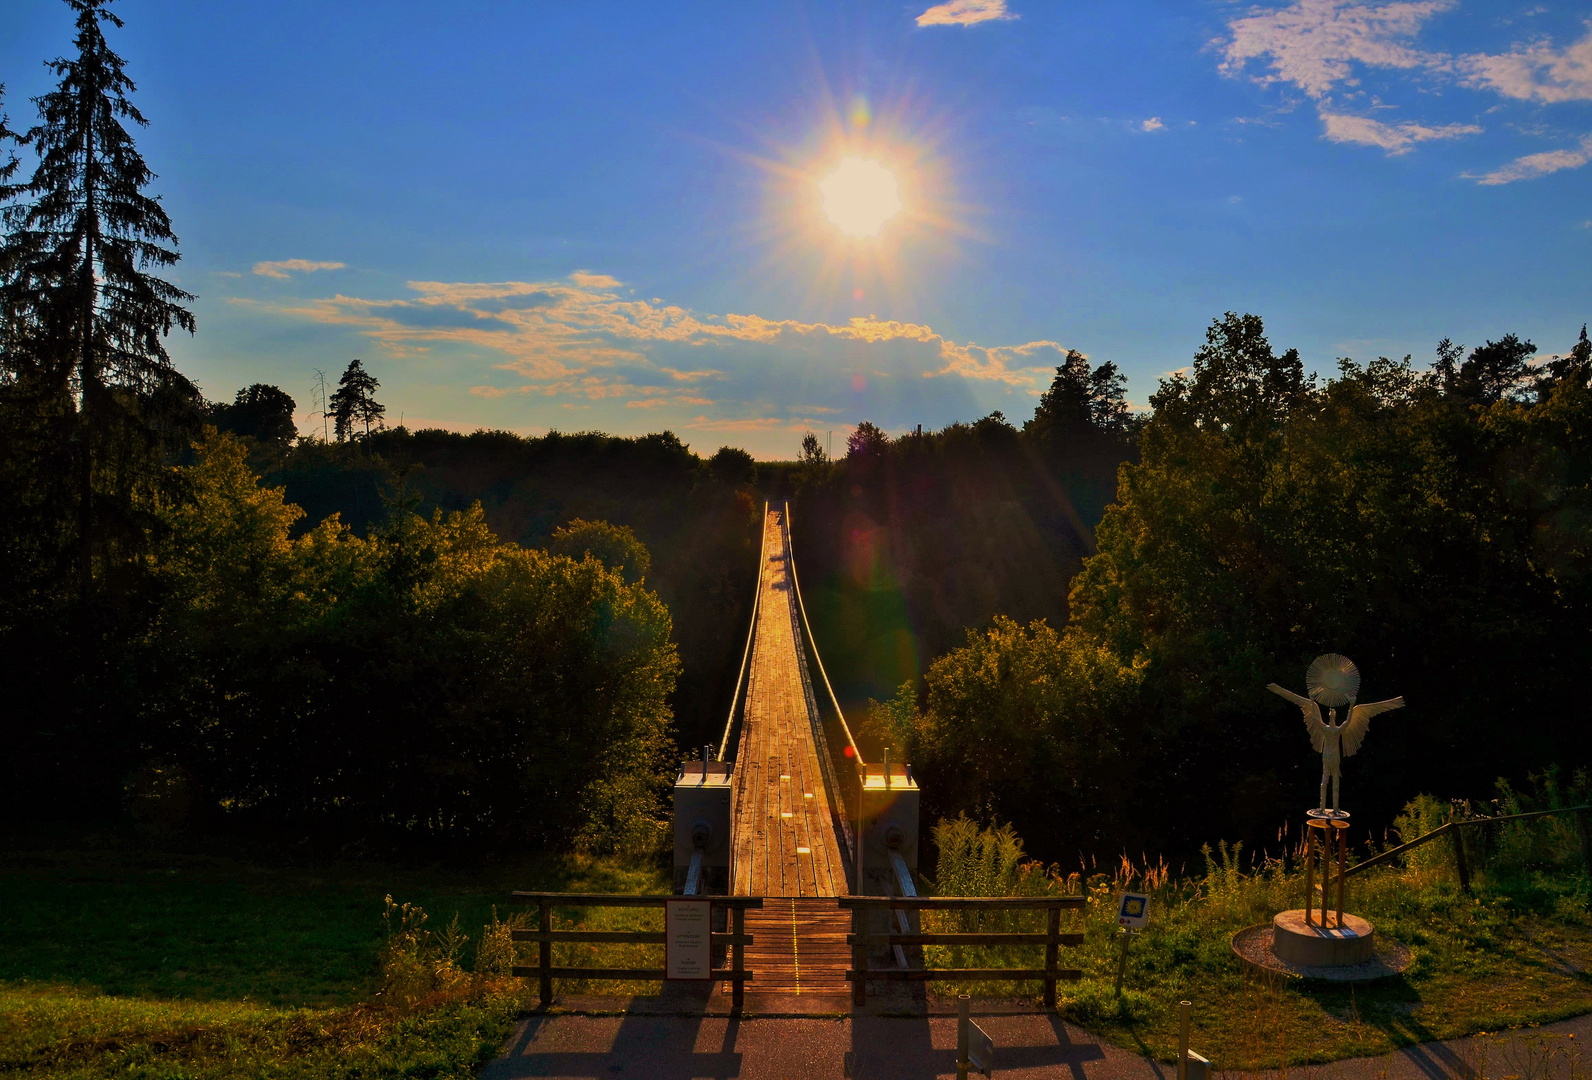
(1268, 654), (1405, 813)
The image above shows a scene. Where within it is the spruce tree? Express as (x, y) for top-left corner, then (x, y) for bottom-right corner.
(0, 0), (196, 601)
(329, 358), (385, 440)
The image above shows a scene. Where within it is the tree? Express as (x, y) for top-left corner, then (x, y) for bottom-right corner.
(847, 420), (889, 461)
(548, 518), (651, 585)
(0, 85), (19, 186)
(212, 383), (297, 447)
(1026, 349), (1130, 438)
(328, 358), (384, 440)
(800, 431), (827, 465)
(708, 444), (754, 486)
(0, 0), (196, 600)
(1537, 325), (1591, 395)
(1454, 334), (1536, 404)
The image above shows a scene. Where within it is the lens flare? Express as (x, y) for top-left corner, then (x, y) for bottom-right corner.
(819, 157), (902, 238)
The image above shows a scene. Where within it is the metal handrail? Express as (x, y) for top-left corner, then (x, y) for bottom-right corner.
(1343, 804), (1591, 879)
(716, 500), (768, 763)
(782, 499), (864, 766)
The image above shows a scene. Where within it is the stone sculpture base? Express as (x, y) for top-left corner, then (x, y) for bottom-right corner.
(1271, 909), (1375, 967)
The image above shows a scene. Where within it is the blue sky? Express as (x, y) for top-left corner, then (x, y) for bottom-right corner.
(2, 0), (1589, 457)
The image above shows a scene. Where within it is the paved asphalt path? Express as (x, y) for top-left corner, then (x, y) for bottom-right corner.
(480, 1001), (1591, 1080)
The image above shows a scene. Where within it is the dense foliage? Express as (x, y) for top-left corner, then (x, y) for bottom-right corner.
(897, 314), (1592, 861)
(790, 351), (1138, 708)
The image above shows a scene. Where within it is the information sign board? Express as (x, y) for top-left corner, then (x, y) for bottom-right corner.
(1117, 891), (1151, 930)
(664, 899), (712, 980)
(968, 1019), (995, 1077)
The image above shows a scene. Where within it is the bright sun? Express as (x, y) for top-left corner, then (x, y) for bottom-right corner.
(819, 157), (902, 238)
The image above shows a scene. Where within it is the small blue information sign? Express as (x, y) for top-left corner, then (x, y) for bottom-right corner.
(1117, 891), (1150, 930)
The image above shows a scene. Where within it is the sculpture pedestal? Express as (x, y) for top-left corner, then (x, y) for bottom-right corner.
(1271, 909), (1375, 967)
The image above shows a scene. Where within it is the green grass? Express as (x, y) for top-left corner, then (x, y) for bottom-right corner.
(922, 815), (1592, 1070)
(0, 830), (668, 1079)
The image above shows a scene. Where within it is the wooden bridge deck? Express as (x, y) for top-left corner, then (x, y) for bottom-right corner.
(730, 508), (849, 899)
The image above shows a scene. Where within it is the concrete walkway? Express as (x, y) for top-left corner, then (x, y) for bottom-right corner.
(482, 1001), (1591, 1080)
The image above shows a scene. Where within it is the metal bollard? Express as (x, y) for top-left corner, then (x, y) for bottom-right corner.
(957, 994), (971, 1080)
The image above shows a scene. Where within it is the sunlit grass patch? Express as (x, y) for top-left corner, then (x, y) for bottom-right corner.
(922, 810), (1592, 1069)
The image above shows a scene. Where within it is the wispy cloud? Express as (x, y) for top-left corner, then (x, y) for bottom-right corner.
(1470, 134), (1592, 184)
(1320, 111), (1480, 153)
(568, 269), (622, 288)
(1141, 117), (1167, 132)
(252, 258), (346, 279)
(915, 0), (1016, 28)
(1220, 0), (1454, 100)
(237, 275), (1073, 420)
(1464, 26), (1592, 103)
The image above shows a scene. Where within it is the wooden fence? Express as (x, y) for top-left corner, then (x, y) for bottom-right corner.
(840, 895), (1087, 1008)
(507, 892), (764, 1009)
(1342, 805), (1592, 892)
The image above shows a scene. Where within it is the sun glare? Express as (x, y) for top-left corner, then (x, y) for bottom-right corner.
(819, 157), (902, 238)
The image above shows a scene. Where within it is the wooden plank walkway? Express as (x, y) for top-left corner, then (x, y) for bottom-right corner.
(730, 507), (849, 899)
(739, 897), (851, 997)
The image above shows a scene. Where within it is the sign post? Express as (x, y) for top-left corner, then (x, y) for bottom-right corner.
(1114, 891), (1150, 998)
(664, 899), (712, 981)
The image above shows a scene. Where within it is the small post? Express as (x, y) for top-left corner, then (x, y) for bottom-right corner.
(1178, 1000), (1191, 1080)
(701, 744), (710, 783)
(1114, 929), (1131, 998)
(957, 994), (971, 1080)
(1452, 824), (1471, 894)
(1303, 827), (1315, 926)
(731, 904), (746, 1012)
(1044, 904), (1060, 1009)
(884, 747), (891, 789)
(538, 897), (552, 1008)
(851, 905), (867, 1006)
(855, 764), (866, 893)
(1335, 825), (1347, 928)
(1320, 825), (1330, 926)
(1577, 810), (1592, 881)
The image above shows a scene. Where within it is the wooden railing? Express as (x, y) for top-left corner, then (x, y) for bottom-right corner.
(1342, 805), (1592, 892)
(508, 892), (764, 1009)
(840, 895), (1087, 1008)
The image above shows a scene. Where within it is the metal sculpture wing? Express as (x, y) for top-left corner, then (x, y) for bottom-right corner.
(1341, 696), (1405, 757)
(1267, 683), (1326, 751)
(1306, 653), (1361, 708)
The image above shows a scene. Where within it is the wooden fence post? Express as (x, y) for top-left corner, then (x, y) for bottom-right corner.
(1452, 825), (1471, 893)
(731, 904), (746, 1012)
(1578, 811), (1592, 881)
(1044, 904), (1060, 1009)
(851, 904), (867, 1007)
(538, 897), (552, 1007)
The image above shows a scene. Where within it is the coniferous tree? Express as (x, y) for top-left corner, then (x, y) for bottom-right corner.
(0, 0), (196, 601)
(329, 358), (384, 440)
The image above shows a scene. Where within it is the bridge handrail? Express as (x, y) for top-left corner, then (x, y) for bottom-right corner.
(508, 892), (764, 1009)
(782, 499), (865, 767)
(840, 894), (1085, 1007)
(717, 500), (769, 762)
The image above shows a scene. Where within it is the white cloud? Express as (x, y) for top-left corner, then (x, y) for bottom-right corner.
(1463, 26), (1592, 103)
(1470, 133), (1592, 184)
(569, 269), (622, 288)
(252, 258), (346, 279)
(1320, 111), (1481, 153)
(236, 275), (1073, 413)
(1220, 0), (1455, 99)
(915, 0), (1016, 28)
(1141, 117), (1167, 132)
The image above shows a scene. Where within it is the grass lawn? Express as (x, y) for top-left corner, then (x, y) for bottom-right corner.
(923, 828), (1592, 1070)
(0, 829), (668, 1080)
(6, 820), (1591, 1077)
